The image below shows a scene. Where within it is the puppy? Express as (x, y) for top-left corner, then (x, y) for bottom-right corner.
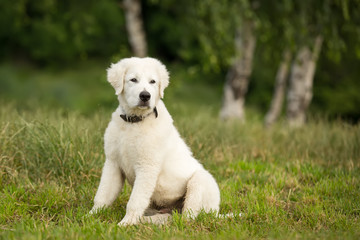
(90, 57), (220, 226)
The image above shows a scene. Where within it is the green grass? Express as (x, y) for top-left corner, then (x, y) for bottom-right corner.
(0, 63), (360, 239)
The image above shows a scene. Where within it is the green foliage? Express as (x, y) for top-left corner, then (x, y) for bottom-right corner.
(0, 0), (130, 63)
(0, 99), (359, 239)
(313, 52), (360, 121)
(1, 0), (359, 66)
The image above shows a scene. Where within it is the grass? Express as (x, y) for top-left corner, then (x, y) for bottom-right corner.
(0, 62), (360, 239)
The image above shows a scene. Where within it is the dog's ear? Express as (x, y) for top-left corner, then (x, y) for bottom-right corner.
(156, 60), (169, 98)
(107, 59), (128, 95)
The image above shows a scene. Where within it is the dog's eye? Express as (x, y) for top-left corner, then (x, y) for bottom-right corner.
(130, 78), (138, 83)
(150, 80), (156, 84)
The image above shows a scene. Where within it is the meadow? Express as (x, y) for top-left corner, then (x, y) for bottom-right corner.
(0, 63), (359, 239)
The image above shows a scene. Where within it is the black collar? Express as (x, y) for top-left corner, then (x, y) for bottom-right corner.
(120, 107), (158, 123)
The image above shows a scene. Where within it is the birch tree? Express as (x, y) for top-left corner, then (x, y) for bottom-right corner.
(188, 0), (357, 125)
(264, 50), (292, 127)
(262, 0), (352, 127)
(220, 20), (256, 121)
(123, 0), (147, 57)
(287, 36), (323, 127)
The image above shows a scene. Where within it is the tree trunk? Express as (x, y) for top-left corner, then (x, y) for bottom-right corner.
(220, 20), (256, 121)
(264, 50), (292, 127)
(287, 36), (323, 127)
(123, 0), (147, 57)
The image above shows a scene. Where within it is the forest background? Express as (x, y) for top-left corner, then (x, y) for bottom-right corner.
(1, 0), (359, 123)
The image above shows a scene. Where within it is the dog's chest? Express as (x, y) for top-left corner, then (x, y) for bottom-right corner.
(113, 123), (162, 186)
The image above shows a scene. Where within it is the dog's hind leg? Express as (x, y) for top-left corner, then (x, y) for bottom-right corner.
(182, 168), (220, 218)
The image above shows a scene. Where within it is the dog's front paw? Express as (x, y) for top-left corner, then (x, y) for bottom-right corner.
(118, 214), (140, 226)
(88, 203), (107, 215)
(88, 208), (99, 215)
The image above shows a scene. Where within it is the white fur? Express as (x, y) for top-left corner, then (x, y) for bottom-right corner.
(89, 57), (220, 226)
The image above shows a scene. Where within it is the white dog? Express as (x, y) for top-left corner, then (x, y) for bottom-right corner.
(90, 57), (220, 226)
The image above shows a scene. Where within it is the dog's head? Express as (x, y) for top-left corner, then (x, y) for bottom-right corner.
(107, 57), (169, 113)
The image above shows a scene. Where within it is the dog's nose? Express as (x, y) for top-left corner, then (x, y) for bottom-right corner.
(139, 91), (151, 102)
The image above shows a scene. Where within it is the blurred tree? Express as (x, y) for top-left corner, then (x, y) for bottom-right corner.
(220, 19), (256, 121)
(287, 36), (323, 127)
(123, 0), (147, 57)
(187, 0), (258, 121)
(261, 0), (360, 126)
(264, 50), (292, 127)
(187, 0), (359, 123)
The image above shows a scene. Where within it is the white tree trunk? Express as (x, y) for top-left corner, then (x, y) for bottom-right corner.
(287, 36), (323, 127)
(123, 0), (147, 57)
(220, 21), (256, 121)
(264, 50), (292, 127)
